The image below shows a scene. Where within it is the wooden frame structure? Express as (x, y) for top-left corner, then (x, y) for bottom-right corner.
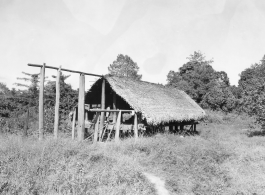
(81, 109), (138, 143)
(28, 63), (199, 143)
(28, 63), (102, 141)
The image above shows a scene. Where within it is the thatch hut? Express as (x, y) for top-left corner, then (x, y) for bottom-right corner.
(84, 75), (205, 141)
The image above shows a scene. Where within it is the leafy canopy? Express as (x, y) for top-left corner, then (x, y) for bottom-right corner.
(44, 72), (78, 132)
(167, 51), (236, 112)
(238, 55), (265, 125)
(108, 54), (142, 80)
(167, 51), (216, 103)
(14, 72), (40, 107)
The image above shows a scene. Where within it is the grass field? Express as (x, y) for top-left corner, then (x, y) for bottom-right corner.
(1, 111), (265, 195)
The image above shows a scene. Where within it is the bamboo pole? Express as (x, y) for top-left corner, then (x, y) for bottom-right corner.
(71, 108), (76, 140)
(39, 63), (45, 140)
(77, 74), (85, 141)
(99, 79), (105, 141)
(115, 111), (121, 143)
(134, 113), (138, 140)
(93, 113), (100, 143)
(54, 66), (61, 139)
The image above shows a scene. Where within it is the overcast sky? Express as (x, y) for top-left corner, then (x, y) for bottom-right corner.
(1, 0), (265, 90)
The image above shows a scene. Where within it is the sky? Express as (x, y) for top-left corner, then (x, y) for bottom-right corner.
(0, 0), (265, 90)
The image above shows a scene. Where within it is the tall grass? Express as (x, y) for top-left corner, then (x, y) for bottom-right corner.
(0, 136), (155, 195)
(1, 111), (265, 194)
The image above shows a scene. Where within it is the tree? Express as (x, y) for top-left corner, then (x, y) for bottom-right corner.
(0, 82), (10, 95)
(216, 71), (230, 88)
(201, 86), (237, 112)
(0, 72), (41, 133)
(14, 72), (40, 107)
(229, 85), (242, 100)
(44, 72), (78, 132)
(108, 54), (142, 80)
(167, 51), (236, 112)
(238, 55), (265, 125)
(0, 83), (13, 117)
(167, 51), (217, 104)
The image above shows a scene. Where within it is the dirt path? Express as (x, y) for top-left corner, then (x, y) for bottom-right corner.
(143, 172), (170, 195)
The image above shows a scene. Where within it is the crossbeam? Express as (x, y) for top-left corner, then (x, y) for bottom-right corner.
(87, 109), (134, 113)
(28, 63), (103, 77)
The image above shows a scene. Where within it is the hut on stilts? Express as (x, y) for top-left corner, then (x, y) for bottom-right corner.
(79, 75), (205, 142)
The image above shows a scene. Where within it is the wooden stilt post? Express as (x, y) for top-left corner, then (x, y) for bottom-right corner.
(39, 63), (45, 140)
(85, 112), (88, 121)
(169, 125), (172, 133)
(112, 92), (117, 122)
(134, 113), (138, 140)
(71, 108), (76, 140)
(180, 124), (184, 131)
(99, 79), (105, 141)
(54, 66), (61, 139)
(78, 74), (85, 141)
(115, 111), (121, 143)
(93, 113), (100, 143)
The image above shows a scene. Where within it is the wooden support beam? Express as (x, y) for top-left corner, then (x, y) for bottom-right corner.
(77, 74), (85, 141)
(93, 113), (100, 143)
(115, 111), (121, 143)
(134, 113), (138, 140)
(28, 63), (103, 77)
(71, 108), (76, 140)
(113, 92), (117, 122)
(87, 109), (134, 112)
(99, 79), (105, 141)
(54, 66), (61, 139)
(39, 63), (45, 140)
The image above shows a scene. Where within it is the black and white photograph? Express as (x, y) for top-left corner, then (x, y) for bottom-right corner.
(0, 0), (265, 194)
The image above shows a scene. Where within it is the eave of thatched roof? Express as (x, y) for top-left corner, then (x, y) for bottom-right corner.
(91, 75), (205, 125)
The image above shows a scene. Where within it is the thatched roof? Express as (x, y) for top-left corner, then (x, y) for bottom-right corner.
(91, 75), (205, 125)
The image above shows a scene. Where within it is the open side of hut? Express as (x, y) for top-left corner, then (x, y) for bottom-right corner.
(84, 75), (205, 141)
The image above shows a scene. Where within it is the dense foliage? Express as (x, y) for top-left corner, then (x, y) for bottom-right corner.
(167, 51), (237, 112)
(238, 55), (265, 126)
(0, 72), (78, 134)
(44, 73), (78, 132)
(108, 54), (142, 80)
